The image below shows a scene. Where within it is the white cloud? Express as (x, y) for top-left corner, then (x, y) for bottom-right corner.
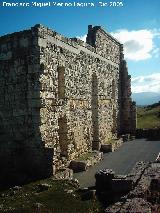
(111, 29), (156, 61)
(77, 28), (160, 61)
(131, 73), (160, 93)
(77, 34), (87, 42)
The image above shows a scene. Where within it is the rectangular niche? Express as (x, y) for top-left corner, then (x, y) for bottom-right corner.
(58, 66), (65, 99)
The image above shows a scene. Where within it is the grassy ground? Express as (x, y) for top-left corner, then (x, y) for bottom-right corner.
(137, 102), (160, 129)
(77, 152), (95, 161)
(0, 178), (101, 213)
(107, 139), (118, 144)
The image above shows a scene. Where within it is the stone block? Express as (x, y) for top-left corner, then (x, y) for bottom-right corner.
(95, 169), (115, 191)
(101, 144), (112, 153)
(69, 161), (87, 172)
(150, 178), (160, 191)
(111, 179), (133, 193)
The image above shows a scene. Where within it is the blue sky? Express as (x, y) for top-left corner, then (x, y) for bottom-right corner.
(0, 0), (160, 93)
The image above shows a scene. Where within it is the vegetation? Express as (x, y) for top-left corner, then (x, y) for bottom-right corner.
(137, 101), (160, 129)
(0, 178), (101, 213)
(107, 139), (118, 144)
(77, 152), (96, 161)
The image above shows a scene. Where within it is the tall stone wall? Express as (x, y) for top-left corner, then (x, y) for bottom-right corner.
(0, 26), (53, 186)
(86, 25), (121, 137)
(0, 24), (136, 183)
(86, 25), (120, 64)
(36, 24), (122, 168)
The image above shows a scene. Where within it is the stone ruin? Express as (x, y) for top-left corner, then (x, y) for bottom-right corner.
(96, 161), (160, 212)
(0, 24), (136, 185)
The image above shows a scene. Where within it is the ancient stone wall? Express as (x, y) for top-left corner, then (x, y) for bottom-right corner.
(36, 24), (122, 168)
(86, 25), (120, 64)
(0, 26), (53, 186)
(0, 24), (136, 180)
(119, 59), (137, 135)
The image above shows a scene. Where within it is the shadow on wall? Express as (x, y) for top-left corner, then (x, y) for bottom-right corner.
(91, 73), (100, 150)
(0, 41), (53, 189)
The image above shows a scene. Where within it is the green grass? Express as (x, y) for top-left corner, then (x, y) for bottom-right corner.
(137, 104), (160, 129)
(77, 152), (95, 161)
(0, 178), (101, 213)
(107, 139), (118, 144)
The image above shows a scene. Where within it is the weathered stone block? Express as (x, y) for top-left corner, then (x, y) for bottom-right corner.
(69, 161), (87, 172)
(100, 144), (112, 153)
(111, 179), (133, 193)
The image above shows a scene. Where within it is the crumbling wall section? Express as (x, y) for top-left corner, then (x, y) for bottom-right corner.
(119, 59), (136, 135)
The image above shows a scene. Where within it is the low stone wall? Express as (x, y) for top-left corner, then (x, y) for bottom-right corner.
(69, 151), (103, 172)
(105, 198), (153, 213)
(95, 169), (133, 205)
(95, 161), (160, 212)
(121, 134), (133, 142)
(100, 138), (123, 153)
(136, 128), (160, 140)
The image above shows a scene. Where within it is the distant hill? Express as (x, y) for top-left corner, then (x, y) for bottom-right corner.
(137, 102), (160, 129)
(132, 92), (160, 106)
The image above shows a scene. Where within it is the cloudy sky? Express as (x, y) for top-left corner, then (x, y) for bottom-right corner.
(0, 0), (160, 94)
(112, 27), (160, 94)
